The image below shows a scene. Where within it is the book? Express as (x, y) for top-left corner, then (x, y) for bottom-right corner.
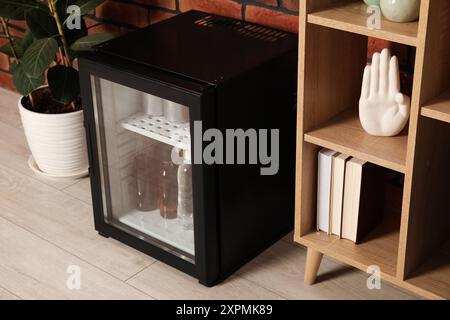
(341, 159), (386, 244)
(330, 154), (351, 237)
(317, 148), (338, 233)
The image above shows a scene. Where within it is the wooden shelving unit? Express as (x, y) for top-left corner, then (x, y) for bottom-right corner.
(421, 89), (450, 124)
(295, 0), (450, 300)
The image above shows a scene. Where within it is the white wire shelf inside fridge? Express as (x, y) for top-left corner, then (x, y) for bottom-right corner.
(120, 113), (191, 150)
(118, 209), (195, 257)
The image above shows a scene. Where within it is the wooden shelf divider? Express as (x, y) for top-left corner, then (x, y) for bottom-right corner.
(304, 109), (408, 173)
(421, 89), (450, 124)
(296, 217), (400, 280)
(308, 1), (418, 46)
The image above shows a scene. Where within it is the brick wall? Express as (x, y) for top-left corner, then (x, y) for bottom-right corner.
(0, 0), (413, 93)
(90, 0), (300, 33)
(1, 0), (299, 91)
(0, 21), (27, 90)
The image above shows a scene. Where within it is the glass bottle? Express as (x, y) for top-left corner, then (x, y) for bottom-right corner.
(135, 139), (160, 212)
(178, 151), (193, 230)
(160, 158), (178, 220)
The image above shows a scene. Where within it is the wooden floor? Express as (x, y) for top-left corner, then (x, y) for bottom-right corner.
(0, 88), (419, 300)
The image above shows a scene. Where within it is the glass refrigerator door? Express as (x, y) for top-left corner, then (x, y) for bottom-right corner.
(90, 77), (195, 262)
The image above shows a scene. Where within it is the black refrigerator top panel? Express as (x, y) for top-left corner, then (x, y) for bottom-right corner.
(94, 10), (297, 85)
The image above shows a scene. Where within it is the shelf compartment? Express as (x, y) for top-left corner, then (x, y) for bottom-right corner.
(121, 113), (191, 150)
(296, 211), (400, 279)
(406, 240), (450, 300)
(118, 209), (195, 257)
(308, 2), (419, 47)
(304, 109), (408, 173)
(421, 89), (450, 124)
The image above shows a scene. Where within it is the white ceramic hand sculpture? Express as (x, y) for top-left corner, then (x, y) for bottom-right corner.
(359, 48), (411, 137)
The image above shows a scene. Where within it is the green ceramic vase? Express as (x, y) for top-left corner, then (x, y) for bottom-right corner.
(363, 0), (380, 7)
(380, 0), (420, 23)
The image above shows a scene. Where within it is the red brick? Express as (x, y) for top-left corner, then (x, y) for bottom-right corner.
(367, 38), (412, 66)
(245, 5), (298, 33)
(367, 37), (392, 58)
(7, 28), (24, 39)
(9, 19), (27, 30)
(253, 0), (277, 6)
(0, 72), (15, 91)
(133, 0), (176, 10)
(4, 20), (25, 42)
(0, 55), (10, 71)
(84, 16), (99, 29)
(179, 0), (242, 20)
(96, 2), (150, 28)
(88, 22), (121, 36)
(281, 0), (299, 12)
(150, 10), (177, 24)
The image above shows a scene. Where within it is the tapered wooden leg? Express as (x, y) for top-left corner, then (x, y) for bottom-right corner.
(304, 248), (323, 285)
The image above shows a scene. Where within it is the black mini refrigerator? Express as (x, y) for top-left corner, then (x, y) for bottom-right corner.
(79, 11), (298, 286)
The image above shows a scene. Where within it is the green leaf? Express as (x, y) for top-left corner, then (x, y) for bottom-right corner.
(0, 37), (24, 58)
(47, 65), (80, 104)
(22, 37), (58, 78)
(0, 0), (41, 10)
(0, 6), (26, 20)
(0, 0), (41, 20)
(22, 29), (35, 52)
(13, 63), (44, 96)
(70, 33), (113, 51)
(9, 60), (19, 73)
(25, 7), (58, 39)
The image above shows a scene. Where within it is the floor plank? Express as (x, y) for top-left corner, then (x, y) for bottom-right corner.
(0, 88), (23, 129)
(0, 286), (20, 300)
(0, 163), (155, 281)
(127, 262), (284, 300)
(237, 241), (419, 300)
(62, 178), (92, 205)
(0, 216), (152, 300)
(282, 231), (295, 244)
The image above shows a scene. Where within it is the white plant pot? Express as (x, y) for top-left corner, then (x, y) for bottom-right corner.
(18, 92), (89, 178)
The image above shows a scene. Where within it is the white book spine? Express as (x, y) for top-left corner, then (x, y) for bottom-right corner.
(330, 155), (349, 237)
(317, 149), (335, 233)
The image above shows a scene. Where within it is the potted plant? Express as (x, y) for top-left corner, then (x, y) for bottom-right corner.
(0, 0), (113, 178)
